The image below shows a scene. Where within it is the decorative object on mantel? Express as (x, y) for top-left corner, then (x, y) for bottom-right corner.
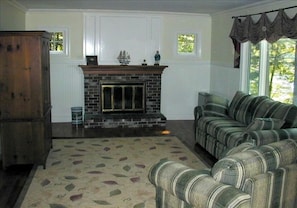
(154, 50), (161, 65)
(117, 50), (130, 65)
(142, 59), (147, 66)
(86, 55), (98, 65)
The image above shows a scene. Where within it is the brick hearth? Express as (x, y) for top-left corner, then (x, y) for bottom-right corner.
(80, 65), (168, 128)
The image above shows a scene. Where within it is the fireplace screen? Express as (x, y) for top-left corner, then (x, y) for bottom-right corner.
(101, 81), (145, 113)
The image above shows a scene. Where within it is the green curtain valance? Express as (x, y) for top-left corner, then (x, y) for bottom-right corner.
(230, 9), (297, 44)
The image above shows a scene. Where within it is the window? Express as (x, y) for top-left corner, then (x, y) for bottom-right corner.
(43, 28), (68, 56)
(176, 33), (200, 56)
(50, 32), (64, 52)
(241, 38), (297, 104)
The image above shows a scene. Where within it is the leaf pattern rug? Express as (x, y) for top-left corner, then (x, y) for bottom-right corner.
(20, 136), (207, 208)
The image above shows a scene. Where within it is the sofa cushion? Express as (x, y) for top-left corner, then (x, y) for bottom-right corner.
(215, 126), (247, 148)
(211, 139), (297, 189)
(243, 129), (297, 146)
(253, 98), (297, 128)
(228, 91), (266, 125)
(197, 116), (243, 133)
(246, 118), (285, 131)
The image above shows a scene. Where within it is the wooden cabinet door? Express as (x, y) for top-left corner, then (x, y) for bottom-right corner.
(0, 35), (43, 119)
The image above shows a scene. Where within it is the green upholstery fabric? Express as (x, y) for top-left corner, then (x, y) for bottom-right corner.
(242, 128), (297, 145)
(220, 142), (255, 159)
(252, 98), (297, 128)
(195, 91), (297, 159)
(245, 118), (285, 131)
(149, 160), (251, 208)
(211, 139), (297, 188)
(203, 94), (229, 117)
(149, 140), (297, 208)
(228, 91), (258, 125)
(243, 165), (297, 208)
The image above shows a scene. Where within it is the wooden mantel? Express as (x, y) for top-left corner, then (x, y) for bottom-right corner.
(79, 65), (168, 75)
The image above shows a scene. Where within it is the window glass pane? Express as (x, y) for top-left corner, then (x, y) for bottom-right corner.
(249, 43), (260, 95)
(177, 34), (196, 54)
(247, 38), (296, 104)
(268, 39), (295, 104)
(50, 32), (64, 52)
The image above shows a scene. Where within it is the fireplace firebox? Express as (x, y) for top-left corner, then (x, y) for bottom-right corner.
(80, 65), (168, 128)
(101, 81), (145, 113)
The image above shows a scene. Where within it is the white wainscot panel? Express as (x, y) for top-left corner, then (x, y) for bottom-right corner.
(210, 64), (240, 101)
(161, 62), (211, 120)
(84, 13), (161, 65)
(50, 58), (84, 122)
(99, 16), (148, 64)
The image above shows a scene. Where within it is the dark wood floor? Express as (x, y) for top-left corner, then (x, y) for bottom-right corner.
(1, 120), (216, 208)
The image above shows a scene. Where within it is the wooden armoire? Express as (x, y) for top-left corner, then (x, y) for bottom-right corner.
(0, 31), (52, 169)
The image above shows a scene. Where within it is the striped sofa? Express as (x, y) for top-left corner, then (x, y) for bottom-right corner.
(194, 91), (297, 159)
(148, 139), (297, 208)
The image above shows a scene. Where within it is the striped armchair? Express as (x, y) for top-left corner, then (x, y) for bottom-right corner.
(149, 139), (297, 208)
(194, 91), (297, 159)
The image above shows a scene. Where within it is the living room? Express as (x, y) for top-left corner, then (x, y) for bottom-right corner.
(1, 0), (296, 123)
(1, 0), (297, 207)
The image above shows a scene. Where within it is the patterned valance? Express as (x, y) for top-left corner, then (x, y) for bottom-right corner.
(230, 9), (297, 44)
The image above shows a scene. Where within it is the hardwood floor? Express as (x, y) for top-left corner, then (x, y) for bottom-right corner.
(1, 120), (216, 208)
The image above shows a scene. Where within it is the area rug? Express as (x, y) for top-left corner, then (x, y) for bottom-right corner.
(20, 136), (207, 208)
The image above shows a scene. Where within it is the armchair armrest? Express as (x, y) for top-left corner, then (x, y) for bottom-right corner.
(149, 159), (251, 208)
(242, 128), (297, 145)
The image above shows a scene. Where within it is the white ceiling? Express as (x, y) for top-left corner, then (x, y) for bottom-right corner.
(12, 0), (280, 14)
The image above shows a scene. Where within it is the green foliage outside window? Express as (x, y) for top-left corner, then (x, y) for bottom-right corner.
(249, 44), (260, 95)
(249, 39), (296, 104)
(177, 34), (195, 54)
(50, 32), (64, 52)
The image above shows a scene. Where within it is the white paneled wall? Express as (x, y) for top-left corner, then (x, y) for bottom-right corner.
(210, 64), (240, 101)
(50, 57), (84, 122)
(84, 13), (162, 65)
(50, 59), (211, 122)
(44, 11), (212, 122)
(161, 62), (211, 120)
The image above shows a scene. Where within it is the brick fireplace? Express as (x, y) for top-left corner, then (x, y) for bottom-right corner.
(79, 65), (168, 128)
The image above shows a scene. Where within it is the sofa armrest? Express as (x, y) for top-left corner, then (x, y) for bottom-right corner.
(194, 94), (229, 120)
(149, 160), (251, 208)
(194, 105), (204, 121)
(242, 128), (297, 145)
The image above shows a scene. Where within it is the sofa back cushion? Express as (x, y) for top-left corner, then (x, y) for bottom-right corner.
(228, 91), (267, 125)
(211, 139), (297, 189)
(252, 98), (297, 128)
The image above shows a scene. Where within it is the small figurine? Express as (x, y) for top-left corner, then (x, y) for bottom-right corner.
(142, 59), (147, 66)
(154, 50), (161, 65)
